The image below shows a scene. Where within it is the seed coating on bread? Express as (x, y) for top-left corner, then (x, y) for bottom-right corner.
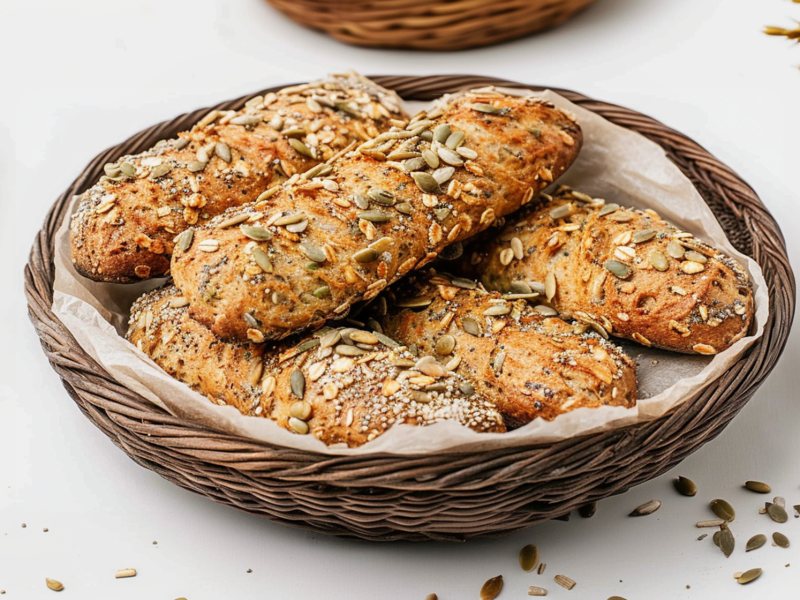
(464, 186), (754, 354)
(170, 91), (583, 343)
(71, 72), (405, 282)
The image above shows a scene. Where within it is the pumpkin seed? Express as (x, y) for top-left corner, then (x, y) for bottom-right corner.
(288, 417), (309, 435)
(471, 103), (502, 115)
(681, 261), (705, 274)
(649, 250), (669, 271)
(395, 296), (433, 309)
(302, 243), (326, 263)
(713, 531), (722, 547)
(737, 568), (762, 585)
(527, 586), (547, 597)
(459, 381), (476, 397)
(368, 188), (395, 206)
(685, 250), (708, 263)
(336, 344), (367, 357)
(349, 331), (379, 345)
(197, 239), (219, 253)
(411, 172), (441, 194)
(253, 247), (273, 273)
(457, 146), (478, 159)
(403, 157), (427, 172)
(711, 499), (736, 521)
(554, 575), (576, 590)
(462, 316), (482, 336)
(632, 229), (657, 243)
(549, 204), (573, 220)
(294, 338), (320, 354)
(745, 481), (771, 494)
(243, 313), (261, 328)
(312, 285), (330, 298)
(719, 527), (735, 557)
(274, 212), (306, 226)
(432, 166), (455, 184)
(674, 476), (697, 496)
(519, 544), (540, 572)
(432, 123), (451, 143)
(604, 260), (632, 279)
(435, 335), (456, 355)
(175, 229), (194, 252)
(545, 272), (557, 301)
(437, 146), (464, 166)
(630, 500), (661, 516)
(290, 369), (305, 399)
(319, 330), (341, 348)
(598, 203), (620, 217)
(187, 160), (207, 172)
(483, 304), (511, 316)
(354, 194), (370, 209)
(578, 501), (597, 518)
(768, 503), (789, 523)
(445, 131), (465, 149)
(746, 534), (767, 552)
(534, 305), (558, 316)
(492, 351), (506, 373)
(288, 138), (314, 158)
(215, 142), (232, 163)
(286, 220), (308, 234)
(217, 214), (250, 229)
(357, 210), (392, 223)
(149, 163), (173, 179)
(104, 162), (121, 176)
(422, 148), (440, 168)
(46, 578), (64, 591)
(395, 202), (414, 215)
(666, 240), (685, 258)
(773, 532), (790, 548)
(120, 162), (137, 177)
(480, 575), (503, 600)
(240, 224), (273, 241)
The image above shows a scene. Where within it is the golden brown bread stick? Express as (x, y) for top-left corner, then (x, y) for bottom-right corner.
(170, 91), (583, 343)
(70, 72), (405, 282)
(462, 186), (754, 354)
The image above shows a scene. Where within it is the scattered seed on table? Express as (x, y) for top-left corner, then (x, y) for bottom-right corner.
(697, 519), (726, 528)
(710, 499), (735, 521)
(480, 575), (503, 600)
(746, 534), (767, 552)
(115, 568), (137, 579)
(425, 594), (438, 600)
(745, 481), (771, 494)
(45, 578), (64, 592)
(538, 563), (547, 575)
(528, 586), (548, 596)
(697, 534), (708, 541)
(737, 568), (762, 585)
(719, 527), (735, 558)
(768, 503), (789, 523)
(630, 500), (661, 516)
(579, 502), (597, 518)
(520, 544), (540, 572)
(674, 476), (697, 496)
(774, 532), (790, 548)
(554, 575), (576, 590)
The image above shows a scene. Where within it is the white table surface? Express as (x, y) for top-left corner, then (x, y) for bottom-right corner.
(2, 0), (799, 598)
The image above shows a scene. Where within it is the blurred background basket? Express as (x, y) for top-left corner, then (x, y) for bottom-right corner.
(263, 0), (599, 50)
(26, 75), (795, 541)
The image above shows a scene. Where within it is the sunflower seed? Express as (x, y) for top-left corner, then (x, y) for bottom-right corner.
(649, 250), (669, 271)
(520, 544), (540, 572)
(527, 586), (547, 597)
(240, 225), (273, 241)
(422, 148), (440, 168)
(286, 220), (308, 233)
(720, 527), (735, 557)
(46, 578), (64, 591)
(252, 247), (273, 273)
(598, 203), (620, 217)
(554, 575), (576, 590)
(492, 351), (506, 373)
(175, 229), (194, 252)
(711, 499), (736, 521)
(579, 502), (598, 518)
(632, 229), (657, 243)
(368, 188), (395, 206)
(747, 534), (767, 552)
(437, 146), (464, 166)
(685, 250), (708, 264)
(214, 142), (232, 163)
(187, 160), (207, 172)
(472, 103), (502, 115)
(773, 496), (786, 508)
(411, 172), (441, 194)
(480, 575), (503, 600)
(745, 481), (771, 494)
(774, 532), (790, 548)
(115, 568), (137, 579)
(149, 163), (173, 179)
(289, 400), (313, 420)
(197, 239), (219, 252)
(697, 519), (726, 528)
(681, 261), (705, 274)
(403, 157), (427, 172)
(483, 304), (511, 316)
(545, 272), (557, 301)
(534, 305), (558, 316)
(336, 344), (367, 357)
(630, 499), (661, 516)
(457, 146), (478, 159)
(462, 316), (482, 336)
(231, 114), (261, 126)
(395, 296), (432, 308)
(243, 313), (261, 328)
(349, 331), (379, 345)
(288, 417), (309, 434)
(435, 335), (456, 355)
(549, 204), (573, 220)
(604, 260), (632, 279)
(737, 568), (762, 584)
(357, 210), (392, 223)
(674, 476), (697, 496)
(665, 240), (685, 259)
(768, 504), (788, 523)
(217, 214), (250, 229)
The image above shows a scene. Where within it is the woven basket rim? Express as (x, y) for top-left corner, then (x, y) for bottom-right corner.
(23, 75), (796, 540)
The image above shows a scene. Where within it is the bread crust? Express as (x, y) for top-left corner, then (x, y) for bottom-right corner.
(70, 73), (405, 282)
(170, 92), (583, 343)
(464, 187), (754, 354)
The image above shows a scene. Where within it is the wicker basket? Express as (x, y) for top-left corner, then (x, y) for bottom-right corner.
(26, 76), (795, 542)
(264, 0), (598, 50)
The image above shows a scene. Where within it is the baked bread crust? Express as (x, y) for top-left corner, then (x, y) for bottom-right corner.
(126, 285), (507, 447)
(170, 91), (584, 343)
(463, 187), (754, 354)
(70, 73), (405, 282)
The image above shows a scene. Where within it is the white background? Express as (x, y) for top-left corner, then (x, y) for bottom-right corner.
(2, 0), (799, 598)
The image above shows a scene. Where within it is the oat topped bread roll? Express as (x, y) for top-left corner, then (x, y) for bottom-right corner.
(463, 186), (754, 355)
(379, 270), (637, 427)
(127, 285), (507, 447)
(171, 91), (583, 343)
(71, 72), (405, 283)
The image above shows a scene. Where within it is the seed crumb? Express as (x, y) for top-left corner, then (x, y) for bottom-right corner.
(650, 359), (659, 366)
(21, 524), (26, 528)
(247, 569), (252, 573)
(43, 528), (49, 532)
(697, 534), (708, 541)
(152, 541), (158, 545)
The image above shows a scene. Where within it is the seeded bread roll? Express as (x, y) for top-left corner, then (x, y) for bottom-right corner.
(71, 72), (405, 283)
(463, 186), (754, 354)
(126, 285), (507, 447)
(170, 91), (583, 343)
(378, 271), (637, 426)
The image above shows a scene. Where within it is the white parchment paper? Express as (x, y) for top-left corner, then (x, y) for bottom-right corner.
(51, 88), (768, 455)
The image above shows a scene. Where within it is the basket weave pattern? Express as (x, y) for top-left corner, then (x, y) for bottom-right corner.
(265, 0), (598, 50)
(25, 76), (795, 541)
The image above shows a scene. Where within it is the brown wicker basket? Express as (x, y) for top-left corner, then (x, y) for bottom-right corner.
(26, 76), (795, 542)
(264, 0), (598, 50)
